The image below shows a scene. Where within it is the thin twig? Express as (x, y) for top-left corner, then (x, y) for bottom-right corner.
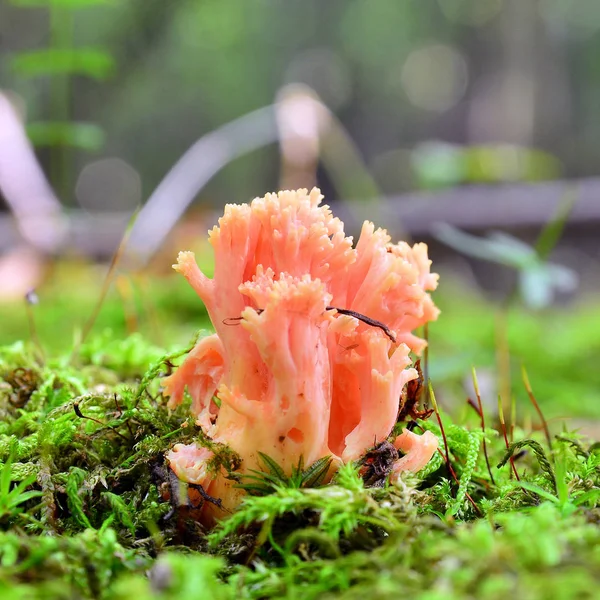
(330, 307), (396, 343)
(428, 383), (451, 469)
(223, 305), (397, 343)
(466, 398), (481, 416)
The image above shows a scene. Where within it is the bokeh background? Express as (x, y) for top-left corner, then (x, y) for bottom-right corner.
(1, 0), (600, 428)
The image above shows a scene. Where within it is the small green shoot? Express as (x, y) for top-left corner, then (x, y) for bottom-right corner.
(0, 454), (42, 524)
(237, 453), (334, 496)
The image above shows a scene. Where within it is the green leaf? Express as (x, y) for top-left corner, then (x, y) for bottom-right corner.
(11, 48), (115, 80)
(0, 456), (42, 520)
(513, 481), (559, 504)
(9, 474), (39, 499)
(535, 188), (578, 261)
(101, 492), (135, 535)
(257, 452), (288, 484)
(0, 460), (13, 499)
(573, 489), (600, 508)
(235, 483), (274, 496)
(26, 121), (105, 150)
(7, 489), (42, 509)
(66, 467), (92, 529)
(241, 471), (285, 487)
(301, 456), (333, 488)
(497, 439), (557, 494)
(553, 457), (569, 506)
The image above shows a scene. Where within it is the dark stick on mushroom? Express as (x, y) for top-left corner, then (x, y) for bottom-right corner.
(223, 306), (397, 343)
(328, 306), (396, 343)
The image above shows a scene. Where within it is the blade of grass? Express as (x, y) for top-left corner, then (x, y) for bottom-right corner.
(428, 382), (451, 474)
(534, 187), (578, 261)
(510, 394), (517, 442)
(498, 394), (520, 481)
(70, 208), (139, 361)
(471, 367), (495, 486)
(257, 452), (288, 484)
(521, 365), (552, 451)
(115, 274), (138, 334)
(495, 309), (512, 418)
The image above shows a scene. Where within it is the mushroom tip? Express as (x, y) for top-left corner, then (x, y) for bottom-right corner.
(173, 250), (195, 271)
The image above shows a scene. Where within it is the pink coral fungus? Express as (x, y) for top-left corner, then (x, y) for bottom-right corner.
(164, 188), (439, 518)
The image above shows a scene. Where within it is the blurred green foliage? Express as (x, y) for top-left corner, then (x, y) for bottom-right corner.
(8, 0), (114, 198)
(2, 326), (600, 597)
(3, 0), (596, 204)
(412, 143), (562, 190)
(431, 282), (600, 422)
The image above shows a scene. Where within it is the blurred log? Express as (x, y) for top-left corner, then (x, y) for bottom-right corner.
(0, 211), (132, 257)
(1, 178), (600, 257)
(334, 178), (600, 237)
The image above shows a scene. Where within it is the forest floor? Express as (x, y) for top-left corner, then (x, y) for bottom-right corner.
(1, 264), (600, 599)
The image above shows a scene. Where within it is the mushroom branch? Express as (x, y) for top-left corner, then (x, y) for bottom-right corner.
(164, 188), (440, 519)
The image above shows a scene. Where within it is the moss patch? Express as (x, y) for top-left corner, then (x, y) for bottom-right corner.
(1, 328), (600, 598)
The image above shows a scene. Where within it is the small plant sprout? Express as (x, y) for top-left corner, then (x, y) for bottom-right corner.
(163, 188), (440, 520)
(0, 453), (42, 524)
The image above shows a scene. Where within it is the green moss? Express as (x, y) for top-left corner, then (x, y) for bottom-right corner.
(2, 319), (600, 598)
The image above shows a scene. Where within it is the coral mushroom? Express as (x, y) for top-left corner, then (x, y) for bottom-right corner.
(164, 188), (439, 518)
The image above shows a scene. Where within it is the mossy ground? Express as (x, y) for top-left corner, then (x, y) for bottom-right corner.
(1, 264), (600, 599)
